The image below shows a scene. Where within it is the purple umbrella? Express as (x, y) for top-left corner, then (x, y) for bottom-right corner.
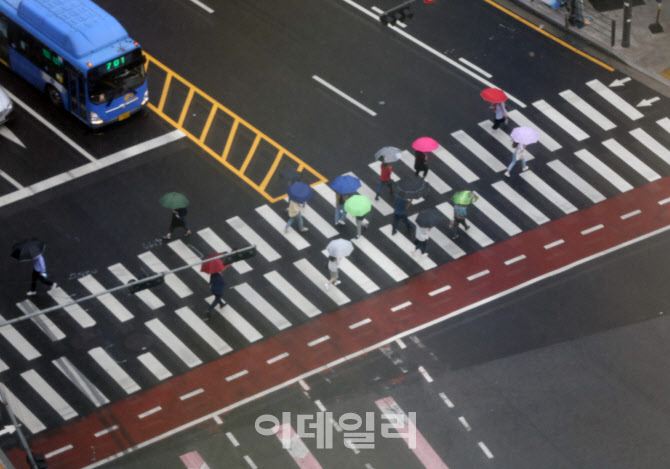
(510, 127), (539, 145)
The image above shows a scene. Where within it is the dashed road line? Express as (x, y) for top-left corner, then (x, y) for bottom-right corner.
(94, 425), (119, 438)
(504, 254), (526, 265)
(544, 239), (565, 249)
(418, 366), (433, 383)
(349, 318), (372, 329)
(312, 75), (377, 116)
(226, 370), (249, 382)
(459, 416), (472, 431)
(226, 432), (240, 447)
(391, 301), (412, 312)
(428, 285), (451, 296)
(621, 209), (641, 219)
(308, 335), (331, 347)
(467, 270), (490, 281)
(439, 392), (454, 408)
(267, 352), (289, 364)
(179, 389), (204, 401)
(479, 441), (494, 459)
(138, 407), (162, 419)
(581, 224), (604, 235)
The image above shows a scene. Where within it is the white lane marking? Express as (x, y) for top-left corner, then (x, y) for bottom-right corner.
(138, 353), (173, 381)
(380, 224), (437, 270)
(435, 202), (494, 247)
(0, 357), (7, 372)
(265, 270), (322, 317)
(520, 171), (578, 214)
(225, 370), (249, 382)
(532, 99), (589, 141)
(478, 121), (536, 161)
(314, 400), (327, 412)
(257, 204), (310, 250)
(78, 275), (134, 322)
(459, 416), (471, 431)
(391, 301), (412, 312)
(353, 236), (408, 281)
(138, 251), (193, 298)
(660, 197), (670, 205)
(175, 307), (233, 355)
(451, 129), (506, 172)
(233, 283), (291, 330)
(418, 366), (433, 383)
(398, 150), (452, 193)
(267, 352), (289, 364)
(186, 0), (214, 13)
(244, 455), (258, 469)
(581, 224), (604, 235)
(226, 432), (240, 447)
(504, 254), (526, 265)
(491, 181), (551, 225)
(44, 445), (73, 459)
(298, 379), (310, 391)
(575, 149), (633, 192)
(621, 209), (641, 220)
(145, 318), (202, 368)
(479, 441), (494, 459)
(602, 139), (660, 182)
(0, 124), (26, 148)
(431, 146), (479, 182)
(458, 58), (492, 78)
(89, 347), (141, 394)
(326, 250), (380, 294)
(630, 128), (670, 166)
(308, 335), (330, 347)
(396, 338), (406, 349)
(508, 110), (562, 151)
(0, 313), (41, 360)
(0, 169), (22, 189)
(47, 287), (96, 328)
(467, 270), (490, 281)
(138, 407), (162, 419)
(349, 318), (372, 329)
(312, 75), (377, 116)
(658, 117), (670, 133)
(0, 384), (45, 434)
(108, 263), (164, 310)
(21, 369), (78, 420)
(472, 192), (522, 236)
(53, 357), (109, 407)
(16, 300), (66, 341)
(167, 239), (209, 281)
(197, 227), (252, 274)
(408, 213), (466, 260)
(95, 425), (119, 438)
(548, 160), (605, 203)
(285, 198), (339, 239)
(544, 239), (565, 249)
(439, 392), (454, 408)
(428, 285), (451, 296)
(180, 389), (204, 400)
(559, 89), (616, 130)
(586, 79), (643, 120)
(211, 301), (263, 343)
(100, 129), (185, 165)
(227, 216), (281, 262)
(214, 415), (223, 424)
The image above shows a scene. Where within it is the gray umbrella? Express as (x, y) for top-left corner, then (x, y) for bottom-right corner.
(416, 209), (442, 228)
(374, 146), (403, 163)
(327, 239), (354, 257)
(394, 176), (431, 200)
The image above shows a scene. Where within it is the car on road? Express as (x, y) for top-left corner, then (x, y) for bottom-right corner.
(0, 85), (13, 125)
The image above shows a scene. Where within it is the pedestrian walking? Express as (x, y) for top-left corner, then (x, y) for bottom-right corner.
(354, 215), (369, 239)
(504, 142), (528, 177)
(414, 150), (429, 178)
(164, 207), (191, 240)
(391, 195), (414, 236)
(285, 199), (309, 233)
(27, 254), (56, 296)
(334, 192), (350, 225)
(449, 204), (471, 239)
(412, 226), (432, 257)
(375, 160), (394, 200)
(324, 256), (342, 290)
(203, 271), (226, 320)
(491, 101), (508, 130)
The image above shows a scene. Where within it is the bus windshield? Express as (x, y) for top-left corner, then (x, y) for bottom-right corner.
(88, 55), (146, 105)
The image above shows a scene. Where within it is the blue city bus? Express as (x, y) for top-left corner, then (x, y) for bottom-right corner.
(0, 0), (148, 127)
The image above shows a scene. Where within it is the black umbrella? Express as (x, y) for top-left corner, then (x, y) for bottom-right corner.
(416, 209), (442, 228)
(11, 238), (46, 261)
(395, 176), (431, 200)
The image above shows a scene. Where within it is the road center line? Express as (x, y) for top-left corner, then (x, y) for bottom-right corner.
(226, 432), (240, 447)
(418, 366), (433, 383)
(44, 444), (73, 459)
(179, 389), (204, 400)
(504, 254), (526, 265)
(391, 301), (412, 311)
(544, 239), (565, 249)
(349, 318), (372, 329)
(225, 370), (249, 382)
(621, 209), (642, 219)
(312, 75), (377, 116)
(267, 352), (289, 364)
(138, 407), (162, 419)
(307, 335), (331, 347)
(581, 224), (604, 235)
(428, 285), (451, 296)
(467, 269), (490, 281)
(94, 425), (119, 438)
(458, 58), (493, 78)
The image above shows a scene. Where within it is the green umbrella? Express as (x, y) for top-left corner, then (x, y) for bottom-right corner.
(159, 192), (189, 210)
(344, 195), (372, 217)
(452, 191), (476, 205)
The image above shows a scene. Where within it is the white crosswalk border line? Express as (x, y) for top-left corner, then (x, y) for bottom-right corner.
(602, 139), (660, 182)
(47, 287), (96, 328)
(519, 171), (578, 214)
(320, 250), (379, 294)
(659, 117), (670, 134)
(168, 239), (210, 282)
(548, 160), (605, 203)
(0, 313), (41, 360)
(491, 181), (550, 225)
(559, 89), (615, 131)
(89, 347), (141, 394)
(21, 369), (77, 420)
(508, 110), (562, 151)
(0, 383), (45, 434)
(575, 149), (633, 192)
(532, 99), (589, 141)
(53, 356), (109, 407)
(451, 130), (507, 172)
(138, 352), (173, 381)
(145, 318), (202, 368)
(435, 202), (494, 247)
(17, 300), (65, 341)
(586, 79), (643, 120)
(430, 146), (479, 182)
(198, 227), (252, 274)
(379, 224), (437, 269)
(208, 300), (263, 343)
(408, 213), (467, 258)
(233, 283), (291, 330)
(139, 251), (193, 298)
(175, 307), (233, 355)
(108, 263), (164, 310)
(630, 128), (670, 166)
(257, 204), (310, 250)
(294, 258), (350, 306)
(265, 270), (322, 317)
(227, 216), (281, 262)
(478, 121), (536, 161)
(78, 275), (133, 322)
(352, 236), (408, 282)
(472, 192), (522, 236)
(0, 358), (7, 372)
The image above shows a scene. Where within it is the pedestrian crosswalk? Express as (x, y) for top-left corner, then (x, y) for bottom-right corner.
(2, 76), (670, 435)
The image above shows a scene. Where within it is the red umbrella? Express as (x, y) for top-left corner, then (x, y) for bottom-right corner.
(201, 253), (228, 274)
(480, 88), (508, 103)
(411, 137), (439, 152)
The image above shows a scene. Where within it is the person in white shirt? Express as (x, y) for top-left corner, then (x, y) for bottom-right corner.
(413, 226), (432, 257)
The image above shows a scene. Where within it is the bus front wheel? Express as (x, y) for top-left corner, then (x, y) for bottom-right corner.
(46, 85), (63, 109)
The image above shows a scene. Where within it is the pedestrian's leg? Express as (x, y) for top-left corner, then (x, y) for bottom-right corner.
(387, 180), (394, 196)
(29, 270), (38, 294)
(37, 274), (54, 288)
(521, 157), (528, 171)
(403, 215), (413, 234)
(419, 240), (427, 254)
(492, 118), (501, 129)
(421, 167), (429, 178)
(450, 220), (459, 239)
(505, 153), (518, 177)
(181, 218), (191, 235)
(356, 219), (362, 238)
(285, 216), (295, 233)
(375, 180), (383, 200)
(334, 206), (339, 224)
(392, 214), (400, 234)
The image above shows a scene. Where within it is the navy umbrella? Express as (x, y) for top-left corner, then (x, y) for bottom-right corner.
(416, 209), (442, 228)
(287, 182), (314, 203)
(394, 177), (431, 200)
(11, 238), (46, 261)
(330, 175), (361, 195)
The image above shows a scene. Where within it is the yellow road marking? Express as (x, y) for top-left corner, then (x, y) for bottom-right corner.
(260, 150), (284, 192)
(221, 119), (239, 161)
(178, 88), (195, 126)
(156, 72), (172, 112)
(483, 0), (615, 72)
(200, 103), (218, 142)
(240, 134), (262, 174)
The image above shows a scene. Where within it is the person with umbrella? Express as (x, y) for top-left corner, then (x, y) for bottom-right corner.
(412, 137), (439, 179)
(375, 158), (394, 201)
(330, 175), (360, 226)
(285, 182), (313, 233)
(392, 195), (414, 236)
(481, 88), (509, 130)
(449, 191), (478, 240)
(160, 192), (191, 240)
(413, 209), (441, 257)
(11, 239), (56, 296)
(324, 239), (354, 290)
(27, 253), (57, 296)
(202, 253), (231, 320)
(344, 194), (372, 239)
(505, 127), (538, 177)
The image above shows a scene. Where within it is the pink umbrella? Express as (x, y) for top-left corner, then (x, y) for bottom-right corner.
(510, 127), (539, 145)
(412, 137), (439, 152)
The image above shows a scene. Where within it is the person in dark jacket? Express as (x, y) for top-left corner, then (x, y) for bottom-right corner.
(414, 150), (429, 178)
(204, 271), (226, 320)
(391, 196), (414, 236)
(164, 208), (191, 240)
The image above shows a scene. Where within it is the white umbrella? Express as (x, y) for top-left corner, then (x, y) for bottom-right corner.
(374, 146), (402, 163)
(510, 127), (539, 145)
(327, 239), (354, 257)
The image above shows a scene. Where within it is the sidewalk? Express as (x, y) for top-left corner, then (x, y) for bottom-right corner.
(510, 0), (670, 89)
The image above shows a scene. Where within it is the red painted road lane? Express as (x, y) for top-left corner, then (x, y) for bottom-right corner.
(8, 177), (670, 469)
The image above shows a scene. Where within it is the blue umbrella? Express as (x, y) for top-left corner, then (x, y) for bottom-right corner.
(330, 175), (361, 195)
(287, 182), (314, 203)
